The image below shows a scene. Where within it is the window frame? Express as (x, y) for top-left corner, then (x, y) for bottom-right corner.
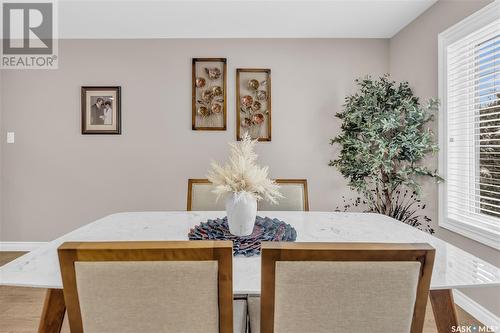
(438, 1), (500, 250)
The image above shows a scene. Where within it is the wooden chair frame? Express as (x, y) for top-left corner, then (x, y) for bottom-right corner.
(268, 179), (309, 211)
(58, 241), (234, 333)
(187, 178), (309, 211)
(260, 242), (435, 333)
(187, 178), (213, 211)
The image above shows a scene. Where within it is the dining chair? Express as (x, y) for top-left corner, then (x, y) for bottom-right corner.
(248, 242), (435, 333)
(58, 240), (244, 333)
(187, 178), (226, 211)
(187, 178), (309, 212)
(258, 179), (309, 211)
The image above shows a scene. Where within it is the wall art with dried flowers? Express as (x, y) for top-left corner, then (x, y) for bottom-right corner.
(192, 58), (227, 130)
(236, 68), (271, 141)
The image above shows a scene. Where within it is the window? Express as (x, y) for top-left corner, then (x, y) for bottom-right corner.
(438, 2), (500, 249)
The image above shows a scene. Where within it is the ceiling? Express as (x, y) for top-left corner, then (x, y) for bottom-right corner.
(58, 0), (438, 39)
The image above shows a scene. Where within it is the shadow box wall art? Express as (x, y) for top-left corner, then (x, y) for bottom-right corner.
(236, 68), (271, 141)
(192, 58), (227, 130)
(81, 86), (121, 134)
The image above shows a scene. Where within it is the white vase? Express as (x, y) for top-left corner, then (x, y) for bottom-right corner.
(225, 192), (257, 236)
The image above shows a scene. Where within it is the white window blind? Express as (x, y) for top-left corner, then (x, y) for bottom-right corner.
(445, 16), (500, 244)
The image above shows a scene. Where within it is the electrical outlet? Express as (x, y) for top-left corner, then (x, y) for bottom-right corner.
(7, 132), (15, 143)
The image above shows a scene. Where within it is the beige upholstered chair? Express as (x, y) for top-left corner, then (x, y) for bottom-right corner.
(58, 241), (245, 333)
(187, 179), (225, 211)
(249, 242), (435, 333)
(188, 178), (309, 212)
(258, 179), (309, 211)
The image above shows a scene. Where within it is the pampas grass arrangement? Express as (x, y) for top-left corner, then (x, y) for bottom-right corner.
(207, 133), (282, 204)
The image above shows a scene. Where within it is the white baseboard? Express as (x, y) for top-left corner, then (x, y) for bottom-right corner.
(0, 242), (47, 252)
(454, 290), (500, 328)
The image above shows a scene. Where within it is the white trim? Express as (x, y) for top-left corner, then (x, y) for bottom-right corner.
(438, 0), (500, 250)
(0, 242), (47, 252)
(440, 218), (500, 250)
(454, 290), (500, 328)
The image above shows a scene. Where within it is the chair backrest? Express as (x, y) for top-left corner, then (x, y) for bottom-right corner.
(258, 179), (309, 211)
(58, 241), (233, 333)
(187, 179), (226, 211)
(260, 242), (435, 333)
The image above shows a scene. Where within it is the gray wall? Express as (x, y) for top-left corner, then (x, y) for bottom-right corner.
(0, 38), (388, 240)
(389, 0), (499, 317)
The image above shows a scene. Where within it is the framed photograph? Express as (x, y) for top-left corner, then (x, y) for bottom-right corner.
(236, 68), (271, 141)
(192, 58), (227, 131)
(81, 86), (121, 134)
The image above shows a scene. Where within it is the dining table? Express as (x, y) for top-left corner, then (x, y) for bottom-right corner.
(1, 211), (499, 333)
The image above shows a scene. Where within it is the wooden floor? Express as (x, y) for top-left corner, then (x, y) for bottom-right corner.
(0, 252), (486, 333)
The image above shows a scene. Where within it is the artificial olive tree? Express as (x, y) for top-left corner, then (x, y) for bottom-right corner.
(330, 75), (442, 218)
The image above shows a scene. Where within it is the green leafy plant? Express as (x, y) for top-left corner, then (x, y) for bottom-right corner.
(330, 75), (442, 222)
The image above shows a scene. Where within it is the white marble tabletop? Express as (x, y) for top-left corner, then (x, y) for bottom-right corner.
(1, 211), (499, 293)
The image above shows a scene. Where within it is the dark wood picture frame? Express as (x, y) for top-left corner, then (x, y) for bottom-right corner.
(192, 58), (227, 131)
(81, 86), (121, 135)
(236, 68), (272, 141)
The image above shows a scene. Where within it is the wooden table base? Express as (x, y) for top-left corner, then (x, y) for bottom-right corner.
(430, 289), (459, 333)
(38, 288), (66, 333)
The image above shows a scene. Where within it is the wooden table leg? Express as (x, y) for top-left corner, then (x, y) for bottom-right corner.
(430, 289), (459, 333)
(38, 288), (66, 333)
